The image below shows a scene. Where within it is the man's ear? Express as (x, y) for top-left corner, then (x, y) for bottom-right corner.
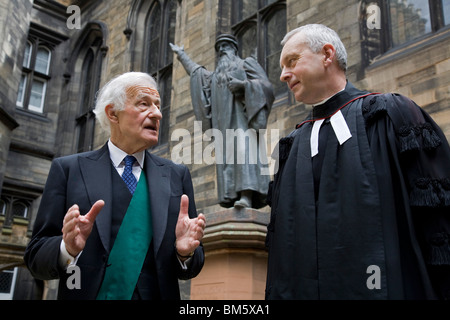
(322, 43), (336, 67)
(105, 104), (119, 123)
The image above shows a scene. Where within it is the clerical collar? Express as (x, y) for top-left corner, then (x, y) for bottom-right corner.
(309, 81), (369, 121)
(305, 86), (346, 109)
(300, 82), (370, 157)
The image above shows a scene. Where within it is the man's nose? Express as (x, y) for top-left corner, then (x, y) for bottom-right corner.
(148, 104), (163, 119)
(280, 68), (291, 82)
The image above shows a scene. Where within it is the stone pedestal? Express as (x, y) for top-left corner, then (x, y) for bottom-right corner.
(190, 207), (269, 300)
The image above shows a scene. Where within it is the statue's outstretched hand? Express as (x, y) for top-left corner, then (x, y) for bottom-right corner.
(170, 43), (184, 55)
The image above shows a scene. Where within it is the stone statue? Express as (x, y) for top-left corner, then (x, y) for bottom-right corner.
(170, 34), (275, 209)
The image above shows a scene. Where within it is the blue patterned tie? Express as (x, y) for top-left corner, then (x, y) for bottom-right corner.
(122, 155), (137, 194)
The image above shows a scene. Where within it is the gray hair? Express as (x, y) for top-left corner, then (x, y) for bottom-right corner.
(281, 24), (347, 72)
(93, 72), (158, 134)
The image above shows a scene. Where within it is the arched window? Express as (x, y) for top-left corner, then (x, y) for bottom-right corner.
(237, 23), (257, 59)
(22, 41), (32, 69)
(16, 40), (52, 113)
(264, 8), (286, 97)
(12, 201), (28, 219)
(145, 0), (177, 147)
(0, 195), (31, 228)
(127, 0), (177, 148)
(0, 198), (6, 216)
(232, 0), (287, 98)
(35, 47), (51, 75)
(147, 2), (162, 75)
(76, 48), (97, 153)
(68, 23), (106, 153)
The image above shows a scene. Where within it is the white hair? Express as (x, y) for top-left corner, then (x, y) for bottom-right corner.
(281, 24), (347, 72)
(93, 72), (158, 134)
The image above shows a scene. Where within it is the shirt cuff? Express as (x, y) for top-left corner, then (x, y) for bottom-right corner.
(59, 240), (82, 270)
(176, 254), (193, 270)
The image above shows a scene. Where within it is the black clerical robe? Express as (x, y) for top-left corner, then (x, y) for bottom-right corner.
(265, 82), (450, 300)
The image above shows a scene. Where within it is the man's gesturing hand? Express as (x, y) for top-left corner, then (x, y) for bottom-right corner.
(175, 195), (206, 259)
(62, 200), (105, 257)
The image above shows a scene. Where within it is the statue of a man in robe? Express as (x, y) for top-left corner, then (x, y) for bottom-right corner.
(170, 34), (275, 209)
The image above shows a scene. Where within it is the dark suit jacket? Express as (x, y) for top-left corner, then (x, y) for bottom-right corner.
(24, 143), (204, 300)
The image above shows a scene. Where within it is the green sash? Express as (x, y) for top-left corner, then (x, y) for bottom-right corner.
(96, 172), (152, 300)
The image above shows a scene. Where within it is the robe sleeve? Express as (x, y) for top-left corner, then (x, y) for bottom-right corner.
(189, 66), (213, 130)
(382, 93), (450, 299)
(265, 130), (298, 248)
(243, 57), (275, 130)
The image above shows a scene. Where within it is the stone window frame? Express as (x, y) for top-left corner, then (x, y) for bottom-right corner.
(360, 0), (450, 66)
(16, 22), (67, 118)
(75, 37), (105, 153)
(0, 268), (18, 299)
(62, 21), (108, 154)
(126, 0), (178, 150)
(229, 0), (288, 101)
(16, 38), (52, 114)
(0, 195), (31, 231)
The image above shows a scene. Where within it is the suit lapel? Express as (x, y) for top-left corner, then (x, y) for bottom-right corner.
(144, 152), (170, 256)
(77, 146), (171, 255)
(78, 143), (113, 252)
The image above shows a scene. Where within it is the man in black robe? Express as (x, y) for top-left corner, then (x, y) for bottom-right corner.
(265, 24), (450, 299)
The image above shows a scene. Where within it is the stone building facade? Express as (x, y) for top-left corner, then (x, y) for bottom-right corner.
(0, 0), (449, 300)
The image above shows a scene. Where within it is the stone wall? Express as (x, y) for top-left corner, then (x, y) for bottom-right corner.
(364, 31), (450, 138)
(0, 0), (34, 270)
(0, 0), (32, 196)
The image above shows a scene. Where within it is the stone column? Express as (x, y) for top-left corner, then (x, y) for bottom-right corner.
(190, 207), (269, 300)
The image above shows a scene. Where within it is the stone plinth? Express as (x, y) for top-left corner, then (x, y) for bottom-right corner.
(190, 207), (269, 300)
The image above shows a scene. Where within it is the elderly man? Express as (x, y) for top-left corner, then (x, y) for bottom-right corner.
(24, 72), (206, 300)
(265, 24), (450, 300)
